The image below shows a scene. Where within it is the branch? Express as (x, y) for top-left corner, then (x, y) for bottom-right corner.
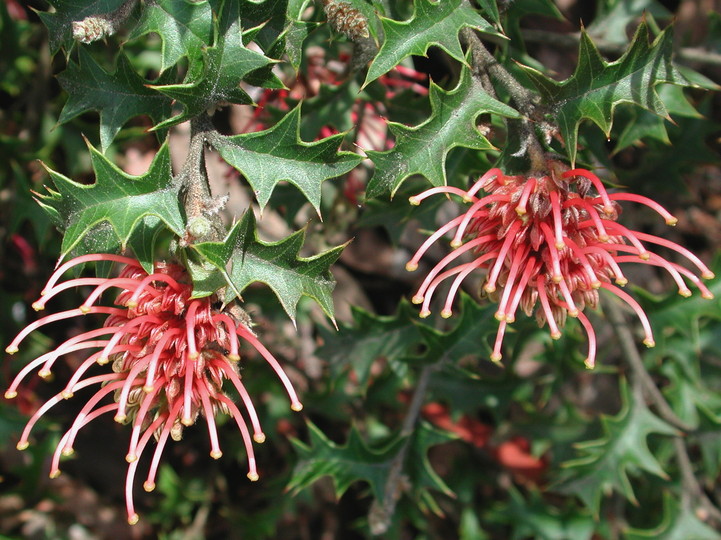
(604, 298), (692, 432)
(605, 299), (721, 525)
(368, 362), (435, 536)
(460, 27), (547, 172)
(175, 115), (227, 244)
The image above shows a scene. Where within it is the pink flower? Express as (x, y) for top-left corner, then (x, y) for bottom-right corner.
(406, 167), (715, 367)
(5, 254), (302, 524)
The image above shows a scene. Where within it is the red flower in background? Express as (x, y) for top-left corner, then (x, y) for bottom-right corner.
(407, 167), (715, 367)
(5, 254), (302, 524)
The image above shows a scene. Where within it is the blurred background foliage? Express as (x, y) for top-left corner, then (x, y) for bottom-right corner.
(1, 0), (721, 539)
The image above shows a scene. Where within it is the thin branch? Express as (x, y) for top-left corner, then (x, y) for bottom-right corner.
(604, 298), (692, 432)
(460, 27), (547, 172)
(368, 362), (435, 536)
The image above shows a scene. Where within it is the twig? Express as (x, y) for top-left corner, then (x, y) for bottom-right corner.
(604, 299), (692, 431)
(460, 27), (546, 172)
(605, 298), (721, 525)
(367, 362), (435, 535)
(175, 115), (227, 243)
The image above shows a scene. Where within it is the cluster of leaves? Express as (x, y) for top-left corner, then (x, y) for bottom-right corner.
(2, 0), (721, 538)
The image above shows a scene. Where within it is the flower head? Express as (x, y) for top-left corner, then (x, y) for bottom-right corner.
(407, 167), (714, 367)
(5, 254), (302, 524)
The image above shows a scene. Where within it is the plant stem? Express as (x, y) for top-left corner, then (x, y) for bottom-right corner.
(460, 27), (546, 172)
(368, 362), (435, 535)
(606, 298), (721, 525)
(604, 299), (691, 431)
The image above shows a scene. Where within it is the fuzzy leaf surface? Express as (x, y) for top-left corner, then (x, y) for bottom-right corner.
(36, 142), (185, 266)
(365, 0), (500, 84)
(150, 8), (273, 128)
(38, 0), (126, 54)
(57, 49), (172, 151)
(213, 107), (362, 211)
(366, 67), (519, 198)
(523, 22), (693, 165)
(191, 211), (344, 321)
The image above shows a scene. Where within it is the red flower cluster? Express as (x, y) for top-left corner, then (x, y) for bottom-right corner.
(5, 254), (302, 524)
(407, 167), (714, 367)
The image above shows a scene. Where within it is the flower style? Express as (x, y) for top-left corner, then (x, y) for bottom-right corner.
(5, 254), (302, 525)
(406, 167), (715, 367)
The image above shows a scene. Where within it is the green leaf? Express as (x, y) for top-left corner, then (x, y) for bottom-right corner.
(191, 211), (344, 321)
(288, 421), (453, 504)
(414, 293), (502, 365)
(288, 421), (406, 500)
(317, 299), (423, 390)
(624, 491), (721, 540)
(365, 0), (500, 85)
(36, 141), (185, 266)
(366, 66), (519, 198)
(213, 106), (362, 212)
(128, 0), (214, 72)
(557, 380), (677, 514)
(37, 0), (127, 54)
(588, 0), (671, 46)
(150, 4), (273, 128)
(523, 22), (694, 165)
(56, 48), (172, 151)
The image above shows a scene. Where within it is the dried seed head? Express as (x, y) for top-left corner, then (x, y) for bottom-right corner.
(324, 1), (370, 40)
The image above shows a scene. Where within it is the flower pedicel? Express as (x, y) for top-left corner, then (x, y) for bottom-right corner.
(406, 167), (715, 367)
(5, 254), (302, 524)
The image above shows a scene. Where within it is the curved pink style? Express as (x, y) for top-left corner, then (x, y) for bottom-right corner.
(5, 256), (301, 524)
(407, 167), (714, 366)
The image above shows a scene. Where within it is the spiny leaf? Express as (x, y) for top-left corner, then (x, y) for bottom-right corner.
(364, 0), (500, 85)
(209, 0), (311, 70)
(150, 4), (273, 128)
(213, 106), (362, 212)
(556, 380), (677, 514)
(288, 421), (454, 504)
(56, 48), (172, 151)
(624, 491), (721, 540)
(587, 0), (671, 46)
(523, 22), (694, 165)
(366, 66), (519, 198)
(317, 299), (423, 390)
(191, 211), (344, 321)
(128, 0), (214, 73)
(36, 141), (185, 268)
(37, 0), (126, 54)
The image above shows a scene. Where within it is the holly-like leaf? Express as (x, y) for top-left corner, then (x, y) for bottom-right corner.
(288, 421), (453, 505)
(56, 48), (172, 151)
(523, 22), (694, 165)
(364, 0), (500, 85)
(414, 293), (502, 365)
(191, 211), (344, 321)
(212, 106), (362, 212)
(624, 491), (721, 540)
(317, 299), (423, 390)
(587, 0), (671, 46)
(366, 66), (519, 198)
(288, 421), (406, 500)
(210, 0), (311, 69)
(36, 141), (185, 266)
(37, 0), (126, 54)
(128, 0), (214, 72)
(150, 7), (273, 128)
(556, 381), (677, 513)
